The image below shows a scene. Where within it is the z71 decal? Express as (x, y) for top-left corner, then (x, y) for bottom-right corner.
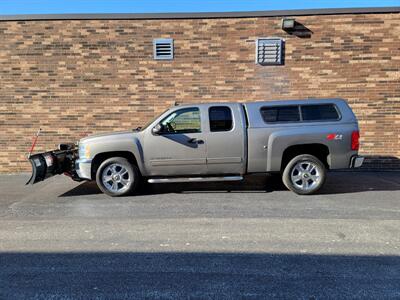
(326, 133), (343, 141)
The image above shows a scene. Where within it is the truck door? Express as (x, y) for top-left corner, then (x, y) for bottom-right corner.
(144, 106), (207, 176)
(205, 104), (246, 174)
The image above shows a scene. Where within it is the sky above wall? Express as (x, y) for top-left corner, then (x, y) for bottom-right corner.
(0, 0), (399, 15)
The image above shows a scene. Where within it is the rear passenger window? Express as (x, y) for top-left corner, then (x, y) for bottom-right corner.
(260, 106), (300, 123)
(301, 104), (340, 121)
(209, 106), (233, 132)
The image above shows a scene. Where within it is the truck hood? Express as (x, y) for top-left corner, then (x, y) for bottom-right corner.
(79, 130), (136, 144)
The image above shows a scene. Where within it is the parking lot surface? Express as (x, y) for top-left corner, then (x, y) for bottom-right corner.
(1, 171), (400, 299)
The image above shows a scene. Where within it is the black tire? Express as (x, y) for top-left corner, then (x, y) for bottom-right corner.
(282, 154), (326, 195)
(95, 157), (139, 197)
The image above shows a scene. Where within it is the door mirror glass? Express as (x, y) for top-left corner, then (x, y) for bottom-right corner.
(152, 123), (165, 135)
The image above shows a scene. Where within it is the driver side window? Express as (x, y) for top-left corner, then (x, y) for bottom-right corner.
(161, 107), (201, 134)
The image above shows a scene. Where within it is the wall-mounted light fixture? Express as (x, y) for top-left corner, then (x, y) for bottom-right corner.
(281, 18), (313, 38)
(281, 18), (296, 31)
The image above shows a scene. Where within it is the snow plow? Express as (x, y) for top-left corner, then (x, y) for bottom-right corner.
(26, 147), (79, 184)
(26, 129), (80, 184)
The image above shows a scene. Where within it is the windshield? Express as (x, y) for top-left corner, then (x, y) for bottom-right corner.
(135, 109), (169, 131)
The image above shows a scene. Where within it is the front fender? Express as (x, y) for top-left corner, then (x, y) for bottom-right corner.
(88, 136), (145, 175)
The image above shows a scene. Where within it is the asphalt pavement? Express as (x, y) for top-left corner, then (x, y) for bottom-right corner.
(1, 171), (400, 299)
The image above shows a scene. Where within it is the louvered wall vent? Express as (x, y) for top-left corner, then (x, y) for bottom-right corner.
(256, 38), (284, 65)
(153, 38), (174, 60)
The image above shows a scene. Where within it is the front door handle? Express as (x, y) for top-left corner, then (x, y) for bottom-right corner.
(188, 138), (204, 144)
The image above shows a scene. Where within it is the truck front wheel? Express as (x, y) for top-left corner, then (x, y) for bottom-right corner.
(96, 157), (139, 197)
(282, 154), (326, 195)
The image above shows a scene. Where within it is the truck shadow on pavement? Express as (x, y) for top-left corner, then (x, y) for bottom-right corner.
(1, 252), (400, 299)
(59, 171), (400, 197)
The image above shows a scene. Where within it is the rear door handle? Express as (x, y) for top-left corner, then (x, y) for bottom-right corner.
(188, 138), (204, 144)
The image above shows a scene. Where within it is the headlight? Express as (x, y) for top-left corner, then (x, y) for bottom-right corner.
(78, 144), (90, 159)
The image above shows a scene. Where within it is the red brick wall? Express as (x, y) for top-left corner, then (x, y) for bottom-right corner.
(0, 13), (399, 173)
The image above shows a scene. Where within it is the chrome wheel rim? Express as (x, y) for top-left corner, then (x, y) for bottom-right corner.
(102, 163), (131, 193)
(291, 161), (321, 191)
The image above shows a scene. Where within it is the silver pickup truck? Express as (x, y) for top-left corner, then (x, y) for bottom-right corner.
(27, 98), (364, 196)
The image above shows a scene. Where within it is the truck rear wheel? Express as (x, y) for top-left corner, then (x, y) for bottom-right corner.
(96, 157), (139, 197)
(282, 154), (326, 195)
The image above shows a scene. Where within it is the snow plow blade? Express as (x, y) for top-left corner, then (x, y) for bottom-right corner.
(26, 149), (77, 185)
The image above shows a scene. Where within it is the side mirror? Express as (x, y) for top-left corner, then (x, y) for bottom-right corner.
(152, 123), (164, 135)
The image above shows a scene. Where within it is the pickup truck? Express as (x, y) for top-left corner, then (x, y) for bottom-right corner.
(27, 98), (364, 196)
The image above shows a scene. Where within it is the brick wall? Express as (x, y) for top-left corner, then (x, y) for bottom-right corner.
(0, 13), (399, 173)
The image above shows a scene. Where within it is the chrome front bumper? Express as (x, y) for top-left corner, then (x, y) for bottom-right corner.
(350, 155), (364, 168)
(75, 158), (92, 180)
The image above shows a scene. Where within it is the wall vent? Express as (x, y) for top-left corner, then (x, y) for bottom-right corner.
(256, 38), (284, 65)
(153, 38), (174, 60)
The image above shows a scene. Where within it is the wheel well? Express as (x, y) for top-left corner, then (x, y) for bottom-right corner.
(281, 144), (330, 171)
(91, 151), (138, 180)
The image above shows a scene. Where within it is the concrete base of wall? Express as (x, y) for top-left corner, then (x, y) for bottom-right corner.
(359, 156), (400, 171)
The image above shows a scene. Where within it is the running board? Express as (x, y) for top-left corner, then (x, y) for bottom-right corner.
(147, 176), (243, 184)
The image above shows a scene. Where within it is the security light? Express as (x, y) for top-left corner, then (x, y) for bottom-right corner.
(282, 18), (296, 30)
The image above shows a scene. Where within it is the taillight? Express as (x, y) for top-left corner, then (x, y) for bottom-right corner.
(351, 130), (360, 151)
